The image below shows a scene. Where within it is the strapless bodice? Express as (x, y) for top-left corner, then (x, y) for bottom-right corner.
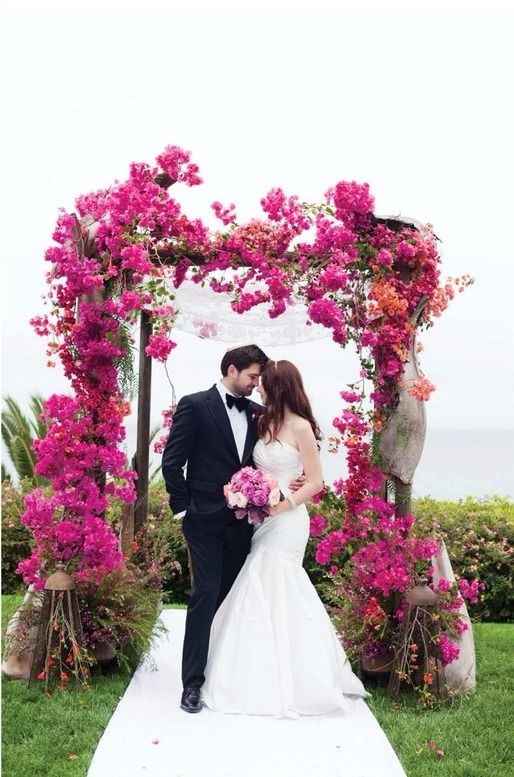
(252, 438), (303, 495)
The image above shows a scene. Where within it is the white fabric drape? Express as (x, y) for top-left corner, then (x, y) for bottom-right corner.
(431, 540), (477, 693)
(170, 272), (331, 346)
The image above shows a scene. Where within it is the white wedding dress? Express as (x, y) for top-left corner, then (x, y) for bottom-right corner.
(201, 439), (383, 720)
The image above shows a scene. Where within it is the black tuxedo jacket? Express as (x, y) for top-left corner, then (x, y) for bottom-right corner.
(161, 385), (263, 518)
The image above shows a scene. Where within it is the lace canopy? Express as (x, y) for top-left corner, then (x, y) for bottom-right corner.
(170, 271), (331, 346)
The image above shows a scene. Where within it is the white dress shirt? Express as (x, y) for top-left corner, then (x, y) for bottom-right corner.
(174, 381), (249, 519)
(216, 380), (248, 462)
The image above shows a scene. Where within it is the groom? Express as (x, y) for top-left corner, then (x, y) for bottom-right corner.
(162, 344), (269, 713)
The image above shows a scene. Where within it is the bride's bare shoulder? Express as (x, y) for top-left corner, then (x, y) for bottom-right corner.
(290, 415), (314, 435)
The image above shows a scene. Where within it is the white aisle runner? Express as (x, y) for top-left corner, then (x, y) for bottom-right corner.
(87, 609), (407, 777)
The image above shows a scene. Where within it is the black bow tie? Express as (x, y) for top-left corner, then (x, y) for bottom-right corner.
(226, 394), (250, 412)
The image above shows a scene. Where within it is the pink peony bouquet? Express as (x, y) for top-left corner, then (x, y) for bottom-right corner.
(224, 467), (281, 525)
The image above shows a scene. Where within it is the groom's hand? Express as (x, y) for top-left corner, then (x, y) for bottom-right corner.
(288, 473), (306, 492)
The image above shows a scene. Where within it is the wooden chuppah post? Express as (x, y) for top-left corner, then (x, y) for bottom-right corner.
(134, 310), (153, 535)
(119, 311), (153, 553)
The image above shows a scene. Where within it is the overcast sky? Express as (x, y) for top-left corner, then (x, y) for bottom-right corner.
(2, 1), (514, 478)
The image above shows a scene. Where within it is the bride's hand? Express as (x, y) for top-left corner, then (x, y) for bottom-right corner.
(267, 500), (290, 518)
(289, 473), (306, 492)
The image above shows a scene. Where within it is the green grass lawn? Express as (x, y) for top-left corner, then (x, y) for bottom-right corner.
(367, 623), (514, 776)
(2, 593), (513, 777)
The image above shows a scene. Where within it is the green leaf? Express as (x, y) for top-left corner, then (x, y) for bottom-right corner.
(4, 397), (32, 440)
(2, 393), (49, 485)
(10, 435), (36, 481)
(28, 394), (47, 439)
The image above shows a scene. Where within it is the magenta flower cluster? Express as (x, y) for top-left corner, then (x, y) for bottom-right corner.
(437, 633), (461, 666)
(153, 404), (175, 454)
(458, 577), (485, 604)
(309, 513), (328, 537)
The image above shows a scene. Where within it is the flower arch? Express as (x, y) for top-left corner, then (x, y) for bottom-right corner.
(20, 144), (475, 684)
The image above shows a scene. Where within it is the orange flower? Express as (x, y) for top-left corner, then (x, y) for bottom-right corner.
(363, 597), (387, 626)
(392, 342), (409, 360)
(369, 280), (409, 318)
(423, 672), (433, 685)
(405, 375), (436, 401)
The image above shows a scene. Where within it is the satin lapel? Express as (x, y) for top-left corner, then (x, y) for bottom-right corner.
(205, 385), (240, 463)
(242, 403), (260, 464)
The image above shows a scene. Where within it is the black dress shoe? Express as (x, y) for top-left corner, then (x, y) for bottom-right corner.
(180, 686), (203, 713)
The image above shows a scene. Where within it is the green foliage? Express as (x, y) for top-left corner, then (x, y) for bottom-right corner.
(371, 429), (385, 468)
(106, 477), (191, 603)
(1, 478), (34, 594)
(77, 563), (167, 677)
(113, 321), (137, 399)
(28, 395), (47, 439)
(1, 395), (48, 485)
(412, 495), (514, 622)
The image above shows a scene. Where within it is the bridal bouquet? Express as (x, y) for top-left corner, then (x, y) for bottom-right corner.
(224, 467), (281, 525)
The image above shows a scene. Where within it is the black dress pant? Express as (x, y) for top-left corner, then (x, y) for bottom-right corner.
(181, 508), (253, 690)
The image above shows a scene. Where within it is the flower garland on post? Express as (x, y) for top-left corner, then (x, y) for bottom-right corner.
(20, 144), (476, 700)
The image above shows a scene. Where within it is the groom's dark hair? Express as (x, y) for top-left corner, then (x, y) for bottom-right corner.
(221, 344), (269, 376)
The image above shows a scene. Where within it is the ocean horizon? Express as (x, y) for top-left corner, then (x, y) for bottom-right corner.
(320, 428), (513, 502)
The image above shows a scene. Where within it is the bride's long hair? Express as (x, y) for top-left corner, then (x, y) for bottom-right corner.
(257, 360), (321, 444)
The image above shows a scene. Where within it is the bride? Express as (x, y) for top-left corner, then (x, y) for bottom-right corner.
(201, 360), (397, 736)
